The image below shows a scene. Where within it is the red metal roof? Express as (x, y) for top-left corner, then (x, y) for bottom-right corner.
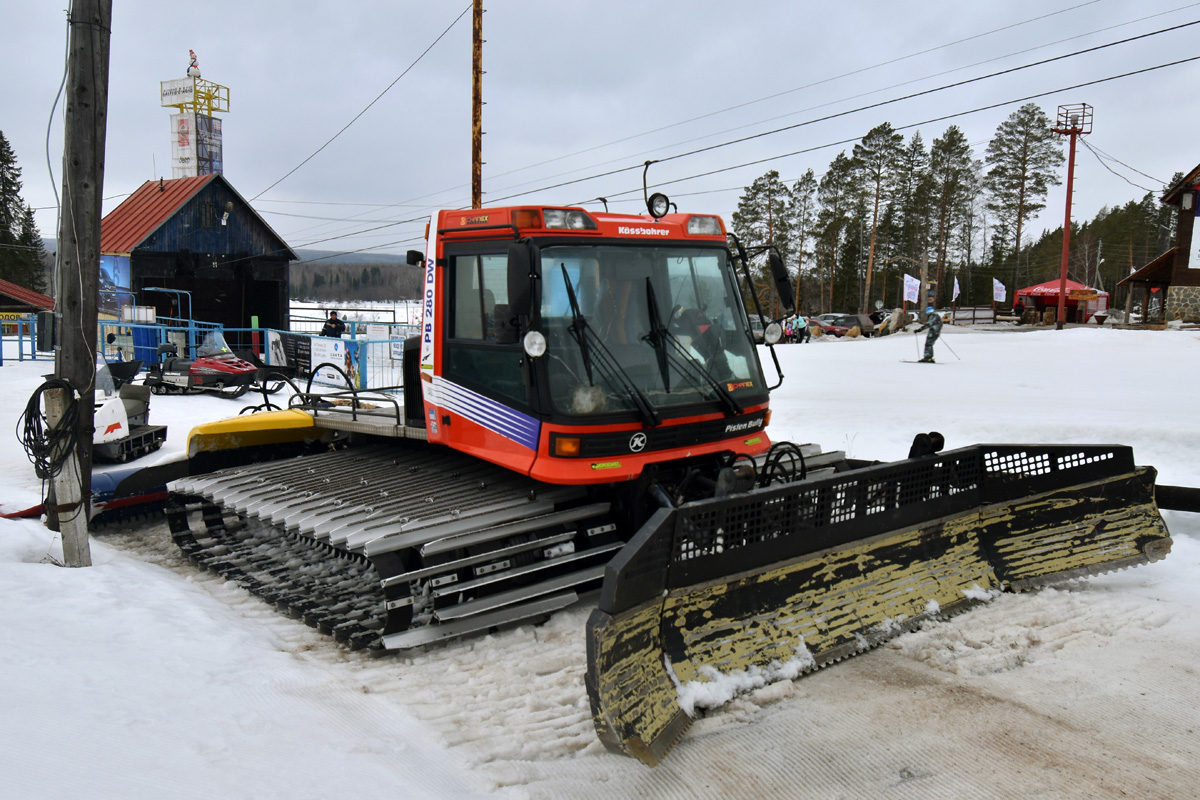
(1016, 278), (1108, 298)
(100, 174), (217, 254)
(0, 277), (54, 310)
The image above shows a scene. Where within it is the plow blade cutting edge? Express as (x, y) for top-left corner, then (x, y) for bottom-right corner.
(585, 443), (1173, 765)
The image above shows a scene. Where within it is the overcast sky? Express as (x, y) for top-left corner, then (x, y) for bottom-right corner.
(5, 0), (1199, 259)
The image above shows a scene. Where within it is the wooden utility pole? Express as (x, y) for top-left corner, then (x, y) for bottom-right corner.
(52, 0), (112, 566)
(471, 0), (483, 209)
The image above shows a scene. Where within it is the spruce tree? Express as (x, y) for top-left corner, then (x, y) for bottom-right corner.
(16, 204), (49, 294)
(0, 129), (48, 293)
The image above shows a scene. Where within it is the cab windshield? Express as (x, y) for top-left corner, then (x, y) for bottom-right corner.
(538, 245), (761, 417)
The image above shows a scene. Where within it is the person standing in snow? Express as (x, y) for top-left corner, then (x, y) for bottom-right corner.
(320, 310), (347, 338)
(795, 313), (810, 343)
(913, 306), (942, 362)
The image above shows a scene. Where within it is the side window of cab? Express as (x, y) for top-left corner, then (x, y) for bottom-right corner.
(445, 252), (526, 407)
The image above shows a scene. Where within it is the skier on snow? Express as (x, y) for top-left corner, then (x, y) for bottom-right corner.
(913, 306), (942, 363)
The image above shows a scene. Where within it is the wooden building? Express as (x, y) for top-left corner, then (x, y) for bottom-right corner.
(100, 174), (296, 330)
(1118, 163), (1200, 322)
(0, 277), (54, 336)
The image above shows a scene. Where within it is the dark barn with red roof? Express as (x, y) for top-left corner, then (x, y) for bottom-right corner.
(100, 174), (295, 330)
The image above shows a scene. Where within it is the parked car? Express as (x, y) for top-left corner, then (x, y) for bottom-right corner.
(814, 313), (845, 324)
(832, 313), (877, 337)
(808, 317), (850, 338)
(749, 316), (765, 343)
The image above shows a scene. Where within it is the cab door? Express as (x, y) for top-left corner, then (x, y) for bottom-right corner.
(435, 246), (541, 469)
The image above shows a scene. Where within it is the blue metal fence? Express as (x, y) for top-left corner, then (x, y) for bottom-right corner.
(5, 315), (416, 396)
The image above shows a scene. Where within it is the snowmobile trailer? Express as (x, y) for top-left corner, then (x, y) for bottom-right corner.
(165, 197), (1174, 765)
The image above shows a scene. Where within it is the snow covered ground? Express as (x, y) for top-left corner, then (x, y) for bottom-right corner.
(2, 324), (1198, 799)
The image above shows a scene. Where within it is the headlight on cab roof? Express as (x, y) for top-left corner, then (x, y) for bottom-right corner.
(543, 209), (597, 230)
(686, 215), (723, 236)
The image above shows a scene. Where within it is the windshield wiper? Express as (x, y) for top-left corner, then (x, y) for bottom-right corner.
(643, 279), (742, 417)
(643, 277), (673, 392)
(560, 265), (660, 427)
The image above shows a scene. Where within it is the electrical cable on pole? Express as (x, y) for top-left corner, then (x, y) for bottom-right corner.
(52, 0), (112, 566)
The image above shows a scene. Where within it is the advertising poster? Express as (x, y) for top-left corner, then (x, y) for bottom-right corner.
(311, 336), (358, 388)
(99, 254), (131, 317)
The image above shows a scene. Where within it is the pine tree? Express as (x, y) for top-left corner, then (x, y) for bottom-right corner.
(732, 170), (795, 315)
(893, 132), (932, 261)
(929, 126), (975, 307)
(814, 153), (860, 313)
(851, 123), (904, 311)
(984, 103), (1064, 297)
(788, 169), (818, 311)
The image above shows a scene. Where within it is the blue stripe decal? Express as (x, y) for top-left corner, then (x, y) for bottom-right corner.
(433, 378), (540, 450)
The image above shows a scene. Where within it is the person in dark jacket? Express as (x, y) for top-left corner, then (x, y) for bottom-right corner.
(914, 306), (942, 362)
(320, 311), (346, 338)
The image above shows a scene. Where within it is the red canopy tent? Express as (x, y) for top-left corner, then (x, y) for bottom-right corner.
(1015, 279), (1109, 323)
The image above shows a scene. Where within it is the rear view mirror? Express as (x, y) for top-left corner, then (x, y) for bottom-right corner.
(767, 252), (795, 315)
(406, 250), (424, 266)
(507, 242), (533, 318)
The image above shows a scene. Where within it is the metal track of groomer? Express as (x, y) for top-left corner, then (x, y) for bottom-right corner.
(167, 443), (620, 651)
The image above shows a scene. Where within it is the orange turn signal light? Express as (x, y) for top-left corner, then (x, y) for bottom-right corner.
(554, 436), (582, 457)
(513, 209), (543, 230)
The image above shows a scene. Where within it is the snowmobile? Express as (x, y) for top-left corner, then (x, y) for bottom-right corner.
(93, 356), (167, 463)
(163, 195), (1176, 766)
(143, 329), (257, 398)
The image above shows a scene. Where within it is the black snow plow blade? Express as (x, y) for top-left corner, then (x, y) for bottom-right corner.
(585, 443), (1173, 766)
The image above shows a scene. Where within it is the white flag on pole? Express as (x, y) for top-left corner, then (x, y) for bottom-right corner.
(952, 276), (961, 301)
(903, 273), (920, 302)
(992, 278), (1007, 302)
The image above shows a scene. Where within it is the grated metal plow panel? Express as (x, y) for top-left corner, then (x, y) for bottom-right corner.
(167, 444), (616, 650)
(586, 443), (1174, 766)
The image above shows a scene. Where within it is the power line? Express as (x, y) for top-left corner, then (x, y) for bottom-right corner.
(280, 51), (1200, 262)
(250, 4), (472, 201)
(265, 27), (1200, 259)
(473, 17), (1200, 210)
(1080, 139), (1166, 187)
(516, 51), (1200, 207)
(483, 0), (1109, 184)
(264, 2), (1148, 243)
(474, 3), (1200, 203)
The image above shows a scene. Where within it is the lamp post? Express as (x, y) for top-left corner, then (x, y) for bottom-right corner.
(1051, 103), (1092, 330)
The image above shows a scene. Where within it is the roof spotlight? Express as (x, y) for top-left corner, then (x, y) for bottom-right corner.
(647, 192), (671, 219)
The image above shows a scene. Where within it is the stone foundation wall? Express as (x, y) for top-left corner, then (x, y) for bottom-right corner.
(1167, 286), (1200, 322)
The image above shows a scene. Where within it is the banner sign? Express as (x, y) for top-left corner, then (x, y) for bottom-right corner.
(993, 278), (1007, 302)
(160, 77), (195, 107)
(903, 274), (920, 303)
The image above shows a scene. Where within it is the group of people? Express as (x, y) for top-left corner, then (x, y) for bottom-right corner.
(775, 307), (944, 362)
(781, 315), (811, 343)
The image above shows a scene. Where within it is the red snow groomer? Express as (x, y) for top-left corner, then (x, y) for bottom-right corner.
(144, 329), (257, 398)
